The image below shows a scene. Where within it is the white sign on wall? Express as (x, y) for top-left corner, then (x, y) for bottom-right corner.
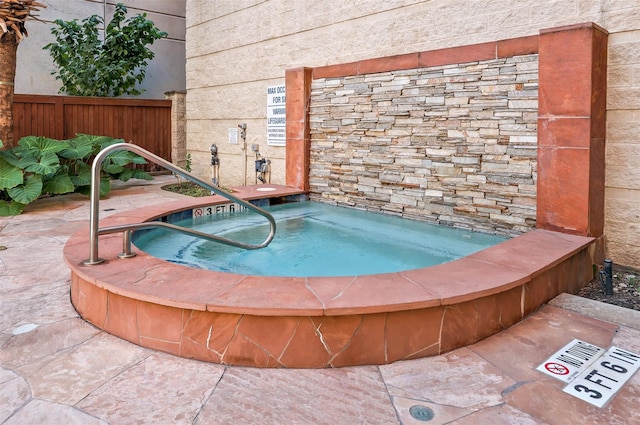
(267, 84), (286, 146)
(228, 128), (238, 144)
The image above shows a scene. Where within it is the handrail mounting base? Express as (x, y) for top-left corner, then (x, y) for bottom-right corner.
(84, 258), (105, 266)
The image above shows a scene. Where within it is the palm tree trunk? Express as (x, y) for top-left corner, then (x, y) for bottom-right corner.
(0, 32), (17, 149)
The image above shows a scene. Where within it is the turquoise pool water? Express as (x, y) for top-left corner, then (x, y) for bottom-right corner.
(133, 201), (507, 277)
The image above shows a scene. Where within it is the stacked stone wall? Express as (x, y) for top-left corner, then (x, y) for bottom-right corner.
(309, 55), (538, 236)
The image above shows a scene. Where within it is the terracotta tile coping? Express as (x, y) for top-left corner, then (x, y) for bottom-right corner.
(313, 35), (540, 79)
(64, 185), (595, 317)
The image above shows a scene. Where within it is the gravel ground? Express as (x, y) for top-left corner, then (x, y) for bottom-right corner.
(577, 264), (640, 311)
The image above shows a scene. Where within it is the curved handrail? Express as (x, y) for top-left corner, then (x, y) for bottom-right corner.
(85, 143), (276, 265)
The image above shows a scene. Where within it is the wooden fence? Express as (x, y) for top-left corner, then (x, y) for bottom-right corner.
(13, 94), (172, 170)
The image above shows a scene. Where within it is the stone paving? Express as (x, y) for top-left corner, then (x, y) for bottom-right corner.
(1, 176), (639, 424)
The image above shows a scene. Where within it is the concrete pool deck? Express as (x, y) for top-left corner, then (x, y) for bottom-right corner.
(1, 175), (639, 424)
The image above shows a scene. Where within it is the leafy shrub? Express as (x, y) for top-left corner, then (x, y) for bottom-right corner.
(0, 134), (152, 215)
(43, 3), (167, 97)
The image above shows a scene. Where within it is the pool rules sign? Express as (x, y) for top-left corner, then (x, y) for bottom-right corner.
(537, 339), (640, 407)
(267, 85), (286, 146)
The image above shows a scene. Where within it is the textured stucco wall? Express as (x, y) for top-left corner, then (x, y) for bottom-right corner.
(15, 0), (185, 99)
(605, 29), (640, 266)
(187, 0), (639, 265)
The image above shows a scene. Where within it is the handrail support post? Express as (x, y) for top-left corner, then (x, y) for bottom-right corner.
(83, 142), (276, 265)
(118, 230), (137, 259)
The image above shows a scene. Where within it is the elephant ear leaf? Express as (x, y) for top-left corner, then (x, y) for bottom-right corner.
(0, 157), (24, 190)
(59, 138), (95, 160)
(7, 175), (43, 204)
(76, 177), (111, 197)
(69, 161), (92, 186)
(37, 136), (68, 154)
(114, 167), (152, 182)
(0, 200), (25, 216)
(74, 134), (117, 153)
(99, 177), (111, 197)
(131, 169), (153, 181)
(18, 136), (68, 156)
(128, 151), (148, 165)
(24, 151), (60, 175)
(43, 173), (75, 195)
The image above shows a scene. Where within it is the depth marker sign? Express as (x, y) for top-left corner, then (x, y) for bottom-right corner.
(563, 346), (640, 408)
(192, 203), (247, 219)
(537, 339), (640, 408)
(536, 339), (605, 383)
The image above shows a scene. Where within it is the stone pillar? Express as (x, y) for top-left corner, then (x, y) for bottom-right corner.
(285, 67), (312, 190)
(537, 23), (608, 237)
(165, 90), (187, 168)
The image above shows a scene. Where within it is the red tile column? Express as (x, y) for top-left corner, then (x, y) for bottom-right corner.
(285, 67), (312, 190)
(537, 23), (608, 236)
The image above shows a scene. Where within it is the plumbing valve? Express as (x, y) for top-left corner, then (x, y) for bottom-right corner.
(255, 158), (267, 172)
(598, 259), (613, 295)
(210, 144), (219, 165)
(238, 123), (247, 140)
(255, 158), (270, 183)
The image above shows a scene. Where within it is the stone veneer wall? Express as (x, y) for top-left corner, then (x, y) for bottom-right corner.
(308, 56), (538, 236)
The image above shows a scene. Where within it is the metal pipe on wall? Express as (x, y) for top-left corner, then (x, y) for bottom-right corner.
(238, 123), (247, 186)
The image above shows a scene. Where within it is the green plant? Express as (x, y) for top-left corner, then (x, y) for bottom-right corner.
(162, 181), (233, 197)
(43, 3), (167, 97)
(174, 152), (192, 188)
(185, 153), (192, 173)
(0, 134), (151, 215)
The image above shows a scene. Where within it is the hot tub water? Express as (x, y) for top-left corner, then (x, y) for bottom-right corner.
(133, 201), (506, 277)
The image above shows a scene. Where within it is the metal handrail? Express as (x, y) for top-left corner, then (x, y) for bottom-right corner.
(84, 143), (276, 265)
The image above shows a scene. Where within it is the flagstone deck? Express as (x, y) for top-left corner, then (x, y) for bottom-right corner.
(1, 176), (639, 424)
